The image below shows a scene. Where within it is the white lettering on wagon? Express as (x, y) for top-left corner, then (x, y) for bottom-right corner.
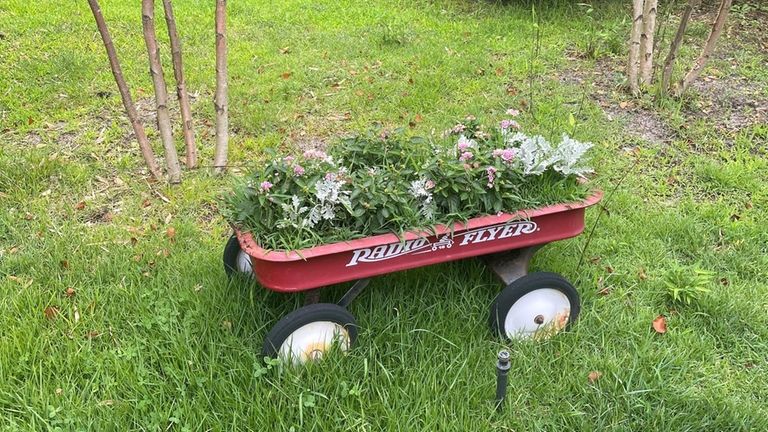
(345, 221), (538, 267)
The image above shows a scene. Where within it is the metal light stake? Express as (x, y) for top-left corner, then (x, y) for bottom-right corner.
(495, 350), (511, 411)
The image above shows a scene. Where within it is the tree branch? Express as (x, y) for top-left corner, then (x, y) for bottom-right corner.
(627, 0), (645, 96)
(639, 0), (657, 86)
(142, 0), (182, 183)
(162, 0), (197, 169)
(676, 0), (733, 96)
(87, 0), (162, 180)
(213, 0), (229, 174)
(661, 0), (701, 94)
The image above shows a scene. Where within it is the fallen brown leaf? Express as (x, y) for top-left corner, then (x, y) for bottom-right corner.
(74, 201), (86, 210)
(166, 227), (176, 240)
(60, 260), (70, 269)
(638, 268), (647, 280)
(44, 306), (59, 320)
(65, 287), (76, 298)
(588, 371), (602, 383)
(281, 71), (292, 79)
(652, 315), (667, 334)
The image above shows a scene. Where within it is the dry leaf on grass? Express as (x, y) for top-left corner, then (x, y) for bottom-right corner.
(652, 315), (667, 334)
(65, 287), (76, 298)
(638, 268), (647, 280)
(588, 371), (602, 383)
(44, 306), (59, 320)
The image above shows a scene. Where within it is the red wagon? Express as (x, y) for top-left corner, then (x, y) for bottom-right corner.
(223, 191), (602, 364)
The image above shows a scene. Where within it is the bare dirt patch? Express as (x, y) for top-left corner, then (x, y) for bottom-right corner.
(558, 56), (675, 146)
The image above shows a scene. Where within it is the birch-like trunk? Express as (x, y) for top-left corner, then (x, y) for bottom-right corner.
(628, 0), (645, 96)
(141, 0), (182, 183)
(162, 0), (196, 169)
(677, 0), (733, 95)
(661, 0), (701, 93)
(639, 0), (658, 86)
(88, 0), (162, 180)
(213, 0), (229, 174)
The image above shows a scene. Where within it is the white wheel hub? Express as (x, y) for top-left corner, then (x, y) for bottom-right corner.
(278, 321), (351, 365)
(503, 288), (571, 339)
(236, 250), (252, 274)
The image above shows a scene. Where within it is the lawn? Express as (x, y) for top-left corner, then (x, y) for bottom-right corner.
(1, 0), (767, 430)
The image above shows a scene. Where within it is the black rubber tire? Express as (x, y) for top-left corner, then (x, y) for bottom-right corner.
(489, 272), (580, 339)
(262, 303), (358, 361)
(223, 234), (249, 278)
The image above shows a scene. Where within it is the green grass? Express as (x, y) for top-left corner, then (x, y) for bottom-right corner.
(1, 0), (768, 430)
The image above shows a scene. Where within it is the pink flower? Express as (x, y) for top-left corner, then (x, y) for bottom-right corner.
(457, 135), (475, 152)
(259, 181), (273, 192)
(425, 180), (435, 190)
(500, 119), (520, 130)
(506, 108), (520, 117)
(486, 166), (497, 188)
(501, 149), (515, 162)
(303, 149), (328, 160)
(293, 164), (305, 176)
(450, 123), (466, 134)
(283, 156), (295, 162)
(459, 151), (474, 162)
(493, 148), (516, 162)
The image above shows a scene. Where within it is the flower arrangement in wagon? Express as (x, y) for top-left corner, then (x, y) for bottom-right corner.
(222, 115), (594, 252)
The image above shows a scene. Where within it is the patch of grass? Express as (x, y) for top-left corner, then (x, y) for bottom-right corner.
(2, 0), (768, 430)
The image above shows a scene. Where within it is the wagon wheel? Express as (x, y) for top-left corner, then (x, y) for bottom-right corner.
(262, 303), (358, 365)
(489, 272), (580, 340)
(223, 234), (253, 277)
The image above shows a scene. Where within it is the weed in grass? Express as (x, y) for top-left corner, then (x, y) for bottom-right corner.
(662, 263), (714, 306)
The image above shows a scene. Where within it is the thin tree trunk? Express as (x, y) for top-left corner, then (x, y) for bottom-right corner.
(162, 0), (196, 169)
(677, 0), (733, 96)
(87, 0), (162, 180)
(661, 0), (700, 93)
(141, 0), (182, 183)
(639, 0), (658, 86)
(213, 0), (229, 174)
(628, 0), (644, 96)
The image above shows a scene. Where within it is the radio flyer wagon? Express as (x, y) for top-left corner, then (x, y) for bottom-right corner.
(223, 191), (602, 364)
